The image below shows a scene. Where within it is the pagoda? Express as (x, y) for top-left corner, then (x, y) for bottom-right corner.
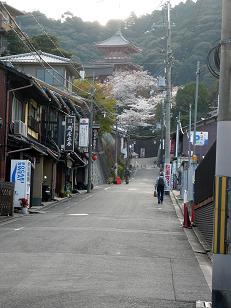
(84, 30), (141, 81)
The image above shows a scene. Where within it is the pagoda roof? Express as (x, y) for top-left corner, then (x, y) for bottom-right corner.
(96, 30), (141, 53)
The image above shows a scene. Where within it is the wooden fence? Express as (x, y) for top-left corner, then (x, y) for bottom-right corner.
(0, 181), (14, 216)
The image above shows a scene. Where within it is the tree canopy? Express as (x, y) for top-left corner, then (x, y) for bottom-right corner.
(16, 0), (221, 86)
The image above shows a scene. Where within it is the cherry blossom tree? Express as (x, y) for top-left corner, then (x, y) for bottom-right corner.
(109, 70), (158, 128)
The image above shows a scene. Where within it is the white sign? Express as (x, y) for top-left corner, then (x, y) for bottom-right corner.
(164, 163), (171, 191)
(10, 160), (31, 208)
(79, 118), (89, 147)
(190, 131), (208, 146)
(140, 148), (145, 158)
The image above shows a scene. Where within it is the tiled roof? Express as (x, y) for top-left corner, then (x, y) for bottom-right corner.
(96, 30), (132, 47)
(0, 51), (71, 64)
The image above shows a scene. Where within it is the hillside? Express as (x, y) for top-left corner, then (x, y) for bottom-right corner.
(17, 0), (222, 86)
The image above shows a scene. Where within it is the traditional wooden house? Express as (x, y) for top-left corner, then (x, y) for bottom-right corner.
(0, 62), (86, 206)
(0, 51), (80, 91)
(84, 30), (141, 81)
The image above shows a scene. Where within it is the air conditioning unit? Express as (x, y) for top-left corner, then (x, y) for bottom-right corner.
(14, 120), (27, 138)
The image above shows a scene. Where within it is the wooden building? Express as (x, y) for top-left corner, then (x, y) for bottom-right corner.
(84, 30), (141, 81)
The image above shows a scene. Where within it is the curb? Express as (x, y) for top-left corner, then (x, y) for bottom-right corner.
(0, 191), (88, 223)
(170, 190), (213, 261)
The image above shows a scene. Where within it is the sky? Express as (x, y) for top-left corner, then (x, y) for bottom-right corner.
(6, 0), (189, 25)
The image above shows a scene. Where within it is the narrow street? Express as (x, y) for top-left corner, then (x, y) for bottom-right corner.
(0, 169), (211, 308)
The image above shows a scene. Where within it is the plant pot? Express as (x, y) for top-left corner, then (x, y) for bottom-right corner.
(22, 207), (29, 215)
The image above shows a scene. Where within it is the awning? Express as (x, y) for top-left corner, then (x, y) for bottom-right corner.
(71, 152), (87, 167)
(8, 134), (60, 159)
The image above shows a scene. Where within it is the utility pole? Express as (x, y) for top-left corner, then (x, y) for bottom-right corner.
(213, 0), (231, 306)
(193, 61), (200, 155)
(115, 106), (118, 178)
(87, 90), (94, 193)
(164, 0), (172, 165)
(175, 112), (180, 159)
(188, 104), (192, 167)
(160, 99), (165, 168)
(126, 133), (130, 170)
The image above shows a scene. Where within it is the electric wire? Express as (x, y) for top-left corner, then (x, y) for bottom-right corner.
(22, 12), (119, 117)
(0, 4), (116, 120)
(207, 43), (220, 79)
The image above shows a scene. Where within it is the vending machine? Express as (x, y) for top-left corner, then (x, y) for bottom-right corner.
(10, 160), (31, 208)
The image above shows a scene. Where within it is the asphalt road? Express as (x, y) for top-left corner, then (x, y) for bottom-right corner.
(0, 168), (211, 308)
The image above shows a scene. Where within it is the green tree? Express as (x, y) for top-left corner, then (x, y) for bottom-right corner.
(73, 79), (116, 133)
(31, 34), (72, 58)
(5, 30), (29, 55)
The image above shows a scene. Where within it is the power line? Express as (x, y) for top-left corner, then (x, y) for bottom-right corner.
(1, 3), (116, 121)
(24, 13), (117, 119)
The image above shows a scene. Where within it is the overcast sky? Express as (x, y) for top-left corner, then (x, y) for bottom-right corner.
(6, 0), (190, 25)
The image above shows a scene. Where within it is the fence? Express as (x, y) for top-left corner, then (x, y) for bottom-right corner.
(0, 181), (14, 216)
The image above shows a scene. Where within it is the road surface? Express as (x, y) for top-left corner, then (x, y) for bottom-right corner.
(0, 168), (211, 307)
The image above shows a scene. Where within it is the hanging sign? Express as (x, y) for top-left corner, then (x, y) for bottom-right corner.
(64, 116), (75, 151)
(79, 118), (89, 148)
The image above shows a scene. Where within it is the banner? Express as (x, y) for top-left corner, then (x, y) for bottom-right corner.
(79, 118), (89, 148)
(164, 163), (171, 191)
(64, 116), (75, 151)
(10, 160), (31, 207)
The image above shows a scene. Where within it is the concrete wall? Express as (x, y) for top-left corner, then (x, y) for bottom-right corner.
(92, 159), (106, 186)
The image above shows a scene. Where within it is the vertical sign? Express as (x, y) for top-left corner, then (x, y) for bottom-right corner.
(140, 148), (145, 158)
(64, 116), (75, 151)
(10, 160), (31, 207)
(92, 128), (98, 152)
(164, 163), (171, 191)
(79, 118), (89, 148)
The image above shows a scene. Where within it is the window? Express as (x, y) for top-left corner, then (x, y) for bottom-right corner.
(12, 96), (23, 122)
(28, 101), (40, 133)
(36, 67), (64, 87)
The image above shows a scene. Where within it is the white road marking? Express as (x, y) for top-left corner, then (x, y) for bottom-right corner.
(14, 227), (24, 231)
(68, 214), (89, 216)
(116, 252), (121, 255)
(104, 187), (112, 191)
(128, 188), (137, 191)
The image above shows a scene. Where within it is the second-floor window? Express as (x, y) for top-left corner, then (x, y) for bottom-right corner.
(12, 96), (23, 122)
(36, 68), (64, 87)
(28, 101), (40, 133)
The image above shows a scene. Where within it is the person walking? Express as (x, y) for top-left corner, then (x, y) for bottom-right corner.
(155, 172), (165, 204)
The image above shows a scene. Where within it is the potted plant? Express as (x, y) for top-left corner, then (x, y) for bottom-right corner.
(19, 198), (29, 215)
